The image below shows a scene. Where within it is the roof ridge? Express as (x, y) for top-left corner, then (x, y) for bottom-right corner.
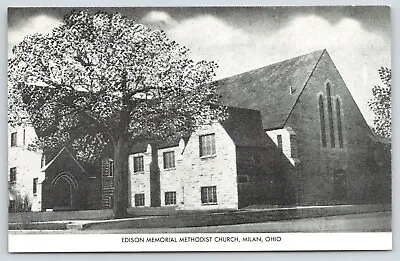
(282, 49), (326, 128)
(216, 49), (326, 82)
(216, 49), (328, 130)
(40, 146), (86, 172)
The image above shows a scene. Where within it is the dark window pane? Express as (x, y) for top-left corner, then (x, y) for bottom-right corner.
(163, 151), (175, 169)
(33, 178), (38, 194)
(135, 194), (145, 206)
(277, 135), (283, 150)
(201, 186), (217, 204)
(319, 95), (327, 147)
(134, 156), (144, 173)
(326, 83), (335, 147)
(336, 98), (344, 148)
(10, 167), (17, 183)
(11, 132), (17, 147)
(165, 191), (176, 205)
(199, 134), (216, 157)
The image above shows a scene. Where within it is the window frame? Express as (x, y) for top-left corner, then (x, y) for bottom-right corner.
(10, 132), (17, 147)
(33, 178), (38, 195)
(201, 186), (218, 205)
(133, 156), (144, 173)
(277, 134), (283, 150)
(10, 167), (17, 183)
(134, 193), (145, 207)
(326, 83), (336, 148)
(164, 191), (177, 205)
(199, 133), (216, 158)
(319, 94), (327, 147)
(336, 98), (344, 148)
(163, 151), (176, 170)
(108, 160), (114, 177)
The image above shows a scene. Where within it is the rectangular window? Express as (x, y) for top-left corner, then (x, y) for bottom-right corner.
(201, 186), (217, 204)
(108, 160), (114, 177)
(133, 156), (144, 173)
(134, 193), (145, 207)
(11, 132), (17, 147)
(163, 151), (175, 169)
(277, 134), (283, 150)
(10, 167), (17, 183)
(199, 134), (216, 157)
(165, 191), (177, 205)
(33, 178), (38, 194)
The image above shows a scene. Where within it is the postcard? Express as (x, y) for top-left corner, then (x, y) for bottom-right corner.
(7, 6), (392, 252)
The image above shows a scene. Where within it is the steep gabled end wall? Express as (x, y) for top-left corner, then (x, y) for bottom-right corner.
(285, 51), (391, 205)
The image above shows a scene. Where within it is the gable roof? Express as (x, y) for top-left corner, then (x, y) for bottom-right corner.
(221, 107), (269, 148)
(216, 49), (325, 130)
(41, 147), (86, 172)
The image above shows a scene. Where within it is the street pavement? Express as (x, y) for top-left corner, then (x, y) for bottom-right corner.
(9, 211), (391, 234)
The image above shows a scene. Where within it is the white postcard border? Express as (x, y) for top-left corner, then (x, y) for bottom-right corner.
(8, 232), (392, 252)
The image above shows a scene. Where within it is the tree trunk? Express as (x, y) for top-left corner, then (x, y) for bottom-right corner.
(113, 138), (129, 218)
(150, 143), (161, 207)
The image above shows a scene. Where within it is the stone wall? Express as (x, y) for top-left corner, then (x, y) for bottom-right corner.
(178, 123), (238, 210)
(158, 141), (185, 207)
(128, 144), (152, 207)
(8, 125), (44, 212)
(285, 51), (390, 205)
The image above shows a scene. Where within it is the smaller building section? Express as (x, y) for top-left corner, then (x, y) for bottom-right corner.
(8, 125), (44, 212)
(127, 107), (287, 210)
(41, 147), (102, 211)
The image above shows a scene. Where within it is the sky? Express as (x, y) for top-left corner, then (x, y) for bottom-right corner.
(8, 6), (391, 124)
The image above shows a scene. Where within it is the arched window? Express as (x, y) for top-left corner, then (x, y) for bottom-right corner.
(336, 98), (344, 148)
(319, 95), (327, 147)
(326, 83), (335, 148)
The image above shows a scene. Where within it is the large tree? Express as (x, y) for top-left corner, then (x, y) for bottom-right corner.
(8, 10), (225, 218)
(368, 67), (391, 139)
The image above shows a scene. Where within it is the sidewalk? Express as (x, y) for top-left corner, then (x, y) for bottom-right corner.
(8, 204), (391, 231)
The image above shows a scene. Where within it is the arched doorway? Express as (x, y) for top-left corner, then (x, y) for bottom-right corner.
(52, 172), (78, 209)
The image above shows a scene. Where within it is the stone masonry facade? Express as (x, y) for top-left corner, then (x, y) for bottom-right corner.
(8, 125), (45, 212)
(129, 122), (239, 210)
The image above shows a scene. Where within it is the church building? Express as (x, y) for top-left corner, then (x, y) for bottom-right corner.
(12, 49), (391, 212)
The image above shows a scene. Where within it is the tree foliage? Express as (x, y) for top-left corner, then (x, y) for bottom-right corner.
(368, 67), (391, 138)
(9, 10), (225, 159)
(8, 10), (226, 217)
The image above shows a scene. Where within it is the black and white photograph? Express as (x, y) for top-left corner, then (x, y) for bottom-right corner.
(7, 5), (392, 252)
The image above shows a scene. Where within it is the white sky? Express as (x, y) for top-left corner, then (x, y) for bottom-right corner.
(8, 7), (391, 125)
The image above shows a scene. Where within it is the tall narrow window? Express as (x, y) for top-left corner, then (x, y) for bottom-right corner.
(199, 134), (216, 157)
(33, 178), (38, 195)
(11, 132), (17, 147)
(23, 129), (26, 146)
(319, 95), (327, 147)
(101, 158), (114, 177)
(10, 167), (17, 183)
(277, 134), (283, 151)
(326, 83), (335, 148)
(133, 156), (144, 173)
(108, 160), (114, 177)
(336, 98), (344, 148)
